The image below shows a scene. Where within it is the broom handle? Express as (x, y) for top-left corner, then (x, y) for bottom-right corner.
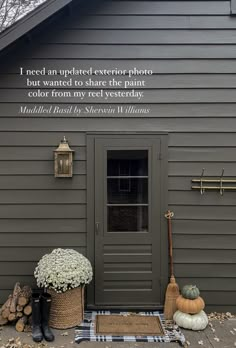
(165, 210), (174, 277)
(168, 216), (174, 277)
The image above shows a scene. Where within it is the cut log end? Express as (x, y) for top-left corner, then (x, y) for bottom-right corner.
(1, 309), (10, 319)
(16, 305), (23, 312)
(16, 311), (23, 318)
(23, 304), (32, 316)
(8, 313), (17, 322)
(16, 316), (28, 332)
(18, 296), (29, 307)
(1, 294), (12, 318)
(0, 315), (8, 326)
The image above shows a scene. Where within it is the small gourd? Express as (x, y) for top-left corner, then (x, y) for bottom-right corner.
(173, 310), (208, 330)
(176, 295), (205, 314)
(182, 285), (200, 300)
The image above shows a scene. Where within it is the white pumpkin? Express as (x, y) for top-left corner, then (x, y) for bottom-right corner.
(173, 310), (208, 331)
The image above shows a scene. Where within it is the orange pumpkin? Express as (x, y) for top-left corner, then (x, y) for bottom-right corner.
(176, 295), (205, 314)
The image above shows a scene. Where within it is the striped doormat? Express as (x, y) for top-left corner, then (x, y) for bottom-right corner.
(75, 311), (186, 346)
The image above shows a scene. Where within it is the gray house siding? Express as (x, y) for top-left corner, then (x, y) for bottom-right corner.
(0, 0), (236, 312)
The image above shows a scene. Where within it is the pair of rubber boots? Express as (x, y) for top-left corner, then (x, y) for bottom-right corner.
(32, 292), (55, 342)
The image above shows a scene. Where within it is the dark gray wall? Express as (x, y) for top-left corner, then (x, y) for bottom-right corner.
(0, 0), (236, 312)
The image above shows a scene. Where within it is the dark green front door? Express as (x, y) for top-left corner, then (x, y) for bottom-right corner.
(93, 134), (167, 308)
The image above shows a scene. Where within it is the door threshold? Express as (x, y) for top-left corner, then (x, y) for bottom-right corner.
(87, 304), (164, 311)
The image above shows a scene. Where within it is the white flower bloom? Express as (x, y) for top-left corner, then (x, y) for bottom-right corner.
(34, 248), (93, 293)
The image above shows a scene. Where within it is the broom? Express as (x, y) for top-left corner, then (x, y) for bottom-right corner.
(164, 210), (180, 320)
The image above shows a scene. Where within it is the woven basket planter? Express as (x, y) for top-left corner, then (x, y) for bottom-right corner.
(48, 286), (84, 329)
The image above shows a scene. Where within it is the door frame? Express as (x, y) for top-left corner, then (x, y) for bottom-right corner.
(86, 131), (169, 309)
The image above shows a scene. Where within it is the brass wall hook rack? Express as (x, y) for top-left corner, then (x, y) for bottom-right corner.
(220, 168), (224, 196)
(192, 168), (236, 194)
(200, 168), (205, 195)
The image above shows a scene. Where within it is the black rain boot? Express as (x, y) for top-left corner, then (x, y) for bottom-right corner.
(32, 293), (43, 342)
(41, 293), (55, 342)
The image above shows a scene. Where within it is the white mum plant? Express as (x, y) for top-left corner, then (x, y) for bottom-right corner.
(34, 248), (93, 293)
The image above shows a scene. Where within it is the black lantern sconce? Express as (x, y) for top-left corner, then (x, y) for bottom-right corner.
(54, 136), (74, 177)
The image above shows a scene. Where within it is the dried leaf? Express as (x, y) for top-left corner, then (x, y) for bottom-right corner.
(214, 337), (220, 342)
(198, 341), (204, 345)
(60, 332), (68, 336)
(208, 312), (236, 321)
(231, 330), (235, 335)
(186, 341), (191, 346)
(36, 344), (48, 348)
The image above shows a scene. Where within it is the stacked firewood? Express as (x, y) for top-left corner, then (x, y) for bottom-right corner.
(0, 282), (32, 332)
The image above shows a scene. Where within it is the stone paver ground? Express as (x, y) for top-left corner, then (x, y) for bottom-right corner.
(0, 318), (236, 348)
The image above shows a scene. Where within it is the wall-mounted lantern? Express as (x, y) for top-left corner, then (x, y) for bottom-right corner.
(54, 136), (74, 177)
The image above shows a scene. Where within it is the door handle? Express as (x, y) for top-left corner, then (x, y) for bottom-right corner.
(95, 222), (100, 235)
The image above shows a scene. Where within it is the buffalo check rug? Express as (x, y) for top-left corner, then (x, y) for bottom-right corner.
(75, 311), (186, 346)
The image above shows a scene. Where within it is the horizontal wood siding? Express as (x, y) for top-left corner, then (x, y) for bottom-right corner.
(0, 0), (235, 311)
(4, 74), (236, 89)
(42, 29), (236, 44)
(0, 130), (87, 302)
(93, 1), (230, 15)
(13, 44), (236, 59)
(63, 15), (236, 29)
(3, 89), (236, 103)
(4, 59), (236, 74)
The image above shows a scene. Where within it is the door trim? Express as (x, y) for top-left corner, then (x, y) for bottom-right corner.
(86, 132), (168, 309)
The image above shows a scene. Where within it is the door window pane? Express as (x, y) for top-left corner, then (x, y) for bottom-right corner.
(108, 178), (148, 204)
(107, 150), (148, 177)
(107, 150), (149, 232)
(108, 206), (148, 232)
